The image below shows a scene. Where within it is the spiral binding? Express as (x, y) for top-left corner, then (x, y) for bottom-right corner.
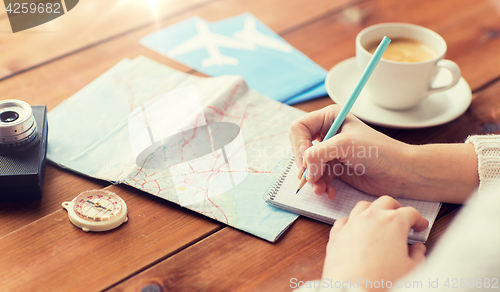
(267, 156), (295, 201)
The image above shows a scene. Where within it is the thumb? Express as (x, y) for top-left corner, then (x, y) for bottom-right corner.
(408, 243), (427, 264)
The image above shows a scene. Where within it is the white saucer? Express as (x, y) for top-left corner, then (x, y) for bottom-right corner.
(325, 57), (472, 129)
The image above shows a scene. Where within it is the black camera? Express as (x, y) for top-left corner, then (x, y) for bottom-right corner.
(0, 100), (48, 201)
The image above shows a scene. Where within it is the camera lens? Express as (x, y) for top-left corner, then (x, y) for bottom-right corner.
(0, 100), (39, 154)
(0, 111), (19, 123)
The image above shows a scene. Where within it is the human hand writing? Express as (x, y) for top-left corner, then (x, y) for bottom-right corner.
(289, 104), (479, 203)
(290, 104), (411, 200)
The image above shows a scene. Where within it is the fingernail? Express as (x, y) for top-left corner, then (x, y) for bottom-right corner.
(297, 168), (304, 179)
(418, 243), (426, 253)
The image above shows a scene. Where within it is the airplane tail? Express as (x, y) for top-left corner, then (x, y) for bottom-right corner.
(201, 56), (239, 67)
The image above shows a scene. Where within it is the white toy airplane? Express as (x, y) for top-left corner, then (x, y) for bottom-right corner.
(167, 20), (255, 68)
(233, 17), (293, 53)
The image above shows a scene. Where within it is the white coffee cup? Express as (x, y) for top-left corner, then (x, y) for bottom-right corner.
(356, 23), (461, 110)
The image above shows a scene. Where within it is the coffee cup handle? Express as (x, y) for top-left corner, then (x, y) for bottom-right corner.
(428, 59), (461, 94)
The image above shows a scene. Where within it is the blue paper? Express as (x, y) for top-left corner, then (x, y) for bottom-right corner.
(284, 83), (328, 105)
(140, 13), (327, 103)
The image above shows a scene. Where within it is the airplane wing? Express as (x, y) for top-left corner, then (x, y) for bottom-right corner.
(167, 35), (206, 57)
(209, 34), (255, 50)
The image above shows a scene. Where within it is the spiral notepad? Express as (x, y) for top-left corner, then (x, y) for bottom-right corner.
(264, 157), (442, 243)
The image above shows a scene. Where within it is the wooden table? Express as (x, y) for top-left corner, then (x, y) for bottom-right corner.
(1, 0), (499, 291)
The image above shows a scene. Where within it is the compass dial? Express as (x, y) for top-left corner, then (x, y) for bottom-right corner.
(62, 189), (128, 232)
(73, 190), (123, 222)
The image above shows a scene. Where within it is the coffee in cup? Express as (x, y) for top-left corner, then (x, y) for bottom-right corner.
(366, 38), (437, 63)
(356, 23), (461, 110)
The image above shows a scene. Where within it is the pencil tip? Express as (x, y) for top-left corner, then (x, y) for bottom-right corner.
(296, 189), (299, 194)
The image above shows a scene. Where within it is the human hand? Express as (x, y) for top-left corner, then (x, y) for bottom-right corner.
(289, 104), (411, 200)
(322, 196), (429, 292)
(289, 104), (479, 203)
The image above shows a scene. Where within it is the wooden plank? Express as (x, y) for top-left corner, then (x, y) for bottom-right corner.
(0, 185), (222, 292)
(183, 0), (358, 32)
(0, 0), (357, 81)
(0, 165), (109, 238)
(435, 203), (460, 220)
(425, 205), (462, 253)
(0, 0), (212, 79)
(107, 217), (330, 292)
(293, 96), (334, 113)
(108, 211), (455, 292)
(0, 0), (363, 110)
(393, 79), (500, 144)
(468, 79), (500, 135)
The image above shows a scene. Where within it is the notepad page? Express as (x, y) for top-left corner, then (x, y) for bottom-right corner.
(269, 163), (441, 242)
